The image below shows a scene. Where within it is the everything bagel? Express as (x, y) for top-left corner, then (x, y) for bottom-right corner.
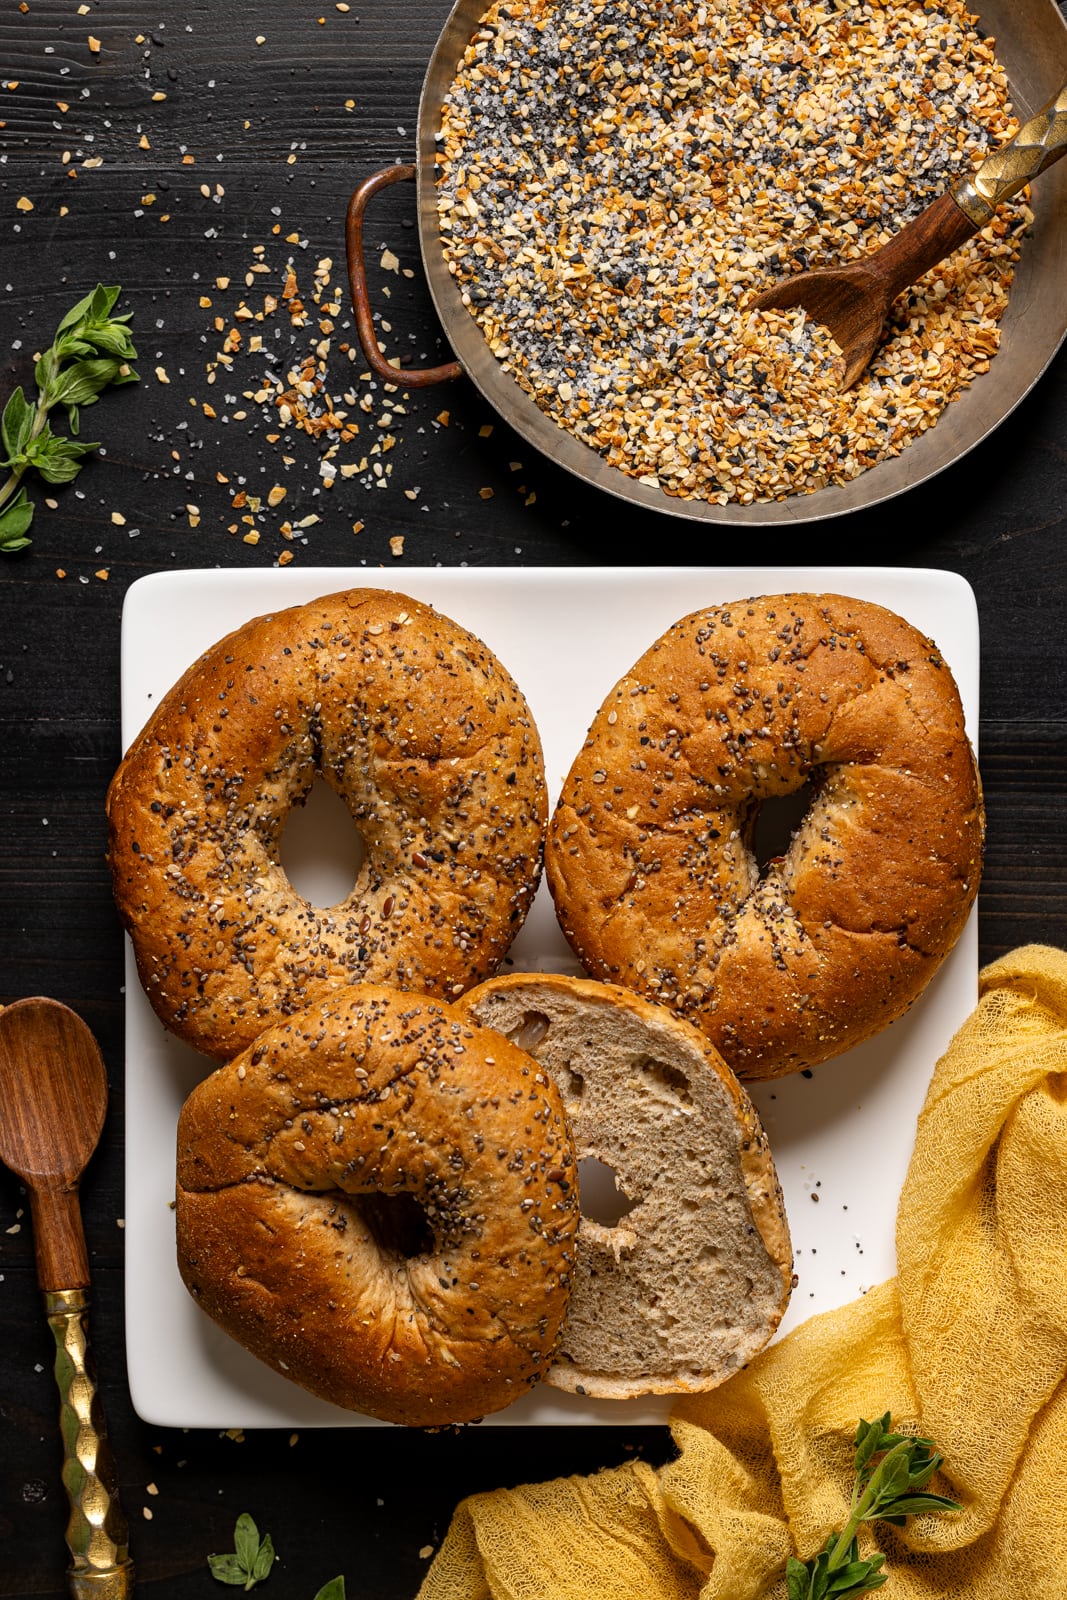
(175, 986), (578, 1426)
(545, 593), (983, 1079)
(107, 588), (547, 1061)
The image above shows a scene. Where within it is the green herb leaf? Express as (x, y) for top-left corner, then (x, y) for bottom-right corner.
(53, 334), (99, 360)
(55, 286), (102, 333)
(207, 1514), (276, 1591)
(874, 1450), (910, 1502)
(1, 386), (33, 464)
(825, 1554), (885, 1594)
(787, 1555), (811, 1600)
(250, 1533), (276, 1583)
(233, 1514), (261, 1571)
(207, 1554), (253, 1587)
(25, 429), (98, 484)
(84, 321), (137, 359)
(0, 488), (34, 551)
(852, 1415), (889, 1480)
(312, 1580), (346, 1600)
(829, 1572), (887, 1598)
(89, 282), (122, 321)
(49, 357), (125, 411)
(873, 1493), (961, 1518)
(33, 345), (60, 395)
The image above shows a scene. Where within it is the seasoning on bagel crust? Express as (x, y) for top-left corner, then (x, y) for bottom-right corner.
(107, 588), (547, 1062)
(545, 594), (983, 1079)
(175, 987), (579, 1427)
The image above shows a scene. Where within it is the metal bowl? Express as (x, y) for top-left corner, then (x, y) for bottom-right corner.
(380, 0), (1067, 525)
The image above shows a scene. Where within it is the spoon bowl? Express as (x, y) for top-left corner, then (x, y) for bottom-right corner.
(0, 997), (107, 1288)
(754, 81), (1067, 389)
(0, 997), (134, 1599)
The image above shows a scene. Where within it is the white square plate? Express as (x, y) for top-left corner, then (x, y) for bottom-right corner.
(121, 566), (979, 1427)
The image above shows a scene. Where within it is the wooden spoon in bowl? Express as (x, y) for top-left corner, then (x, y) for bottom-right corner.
(0, 997), (134, 1599)
(752, 80), (1067, 389)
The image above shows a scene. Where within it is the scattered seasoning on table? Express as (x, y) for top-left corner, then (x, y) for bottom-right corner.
(191, 244), (423, 556)
(436, 0), (1028, 505)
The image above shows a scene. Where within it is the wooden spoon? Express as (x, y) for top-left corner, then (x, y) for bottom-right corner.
(0, 997), (135, 1599)
(753, 80), (1067, 389)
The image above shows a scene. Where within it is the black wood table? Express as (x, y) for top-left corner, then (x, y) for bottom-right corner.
(2, 3), (1066, 1595)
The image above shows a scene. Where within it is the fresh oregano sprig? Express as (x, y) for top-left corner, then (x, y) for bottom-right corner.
(0, 283), (137, 552)
(786, 1413), (961, 1600)
(207, 1512), (277, 1590)
(206, 1512), (344, 1597)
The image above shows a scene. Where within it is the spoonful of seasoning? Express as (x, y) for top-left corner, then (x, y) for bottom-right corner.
(752, 80), (1067, 389)
(0, 996), (134, 1598)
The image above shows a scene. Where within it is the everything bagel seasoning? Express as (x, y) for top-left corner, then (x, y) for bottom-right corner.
(436, 0), (1025, 504)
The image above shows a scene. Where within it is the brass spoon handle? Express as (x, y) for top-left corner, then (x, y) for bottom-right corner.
(45, 1288), (136, 1599)
(954, 79), (1067, 225)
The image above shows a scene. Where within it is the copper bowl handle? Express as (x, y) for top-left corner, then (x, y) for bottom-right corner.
(345, 165), (462, 387)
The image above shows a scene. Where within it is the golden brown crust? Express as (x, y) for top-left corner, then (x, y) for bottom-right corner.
(456, 972), (793, 1397)
(107, 588), (547, 1061)
(175, 985), (578, 1427)
(545, 593), (984, 1079)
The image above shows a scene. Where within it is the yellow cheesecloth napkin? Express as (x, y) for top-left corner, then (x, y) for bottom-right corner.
(418, 945), (1067, 1599)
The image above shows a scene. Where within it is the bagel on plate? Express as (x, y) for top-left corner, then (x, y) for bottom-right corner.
(175, 985), (578, 1427)
(107, 588), (547, 1061)
(545, 593), (983, 1078)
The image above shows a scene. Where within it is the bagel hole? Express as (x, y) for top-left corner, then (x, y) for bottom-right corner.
(752, 779), (816, 873)
(355, 1190), (434, 1260)
(278, 777), (366, 908)
(636, 1055), (692, 1107)
(578, 1156), (639, 1228)
(506, 1010), (551, 1053)
(562, 1064), (585, 1104)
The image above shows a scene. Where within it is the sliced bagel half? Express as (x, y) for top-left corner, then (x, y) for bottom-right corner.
(454, 973), (793, 1399)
